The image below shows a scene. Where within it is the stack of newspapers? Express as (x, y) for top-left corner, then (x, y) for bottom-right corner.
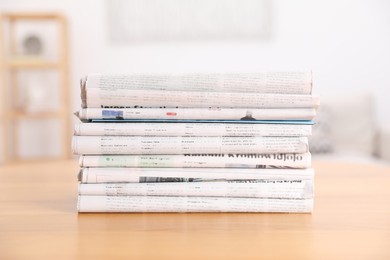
(73, 72), (319, 213)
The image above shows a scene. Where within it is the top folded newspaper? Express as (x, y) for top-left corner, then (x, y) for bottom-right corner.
(73, 71), (318, 213)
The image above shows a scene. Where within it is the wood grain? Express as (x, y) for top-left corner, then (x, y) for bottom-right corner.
(0, 160), (390, 259)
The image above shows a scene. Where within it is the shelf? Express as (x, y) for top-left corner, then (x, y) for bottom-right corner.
(2, 13), (64, 20)
(1, 12), (71, 163)
(5, 58), (59, 69)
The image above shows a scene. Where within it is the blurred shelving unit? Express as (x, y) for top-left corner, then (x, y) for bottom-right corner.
(0, 13), (71, 163)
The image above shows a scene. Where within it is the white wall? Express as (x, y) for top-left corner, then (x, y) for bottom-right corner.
(2, 0), (390, 119)
(1, 0), (390, 158)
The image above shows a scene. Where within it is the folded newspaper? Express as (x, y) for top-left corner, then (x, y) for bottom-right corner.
(81, 72), (318, 109)
(78, 180), (313, 199)
(72, 136), (309, 155)
(78, 167), (314, 183)
(77, 196), (314, 213)
(76, 108), (317, 121)
(78, 153), (312, 168)
(81, 72), (313, 108)
(74, 122), (312, 137)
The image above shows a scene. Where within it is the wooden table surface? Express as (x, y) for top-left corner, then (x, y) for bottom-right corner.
(0, 160), (389, 259)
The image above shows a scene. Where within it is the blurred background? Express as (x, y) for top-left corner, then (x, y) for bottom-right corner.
(0, 0), (390, 164)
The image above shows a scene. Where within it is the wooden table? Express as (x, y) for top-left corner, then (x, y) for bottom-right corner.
(0, 160), (389, 259)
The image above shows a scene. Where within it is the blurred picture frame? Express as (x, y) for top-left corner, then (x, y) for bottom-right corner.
(107, 0), (272, 42)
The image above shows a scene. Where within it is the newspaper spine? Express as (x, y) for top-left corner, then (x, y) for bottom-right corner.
(77, 108), (316, 121)
(79, 153), (312, 168)
(72, 136), (309, 155)
(74, 122), (312, 137)
(79, 167), (315, 183)
(77, 196), (314, 213)
(85, 89), (319, 109)
(78, 180), (313, 199)
(82, 72), (313, 108)
(84, 72), (312, 94)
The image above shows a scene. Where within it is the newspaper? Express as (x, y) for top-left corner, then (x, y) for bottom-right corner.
(74, 122), (312, 137)
(83, 88), (319, 109)
(79, 167), (314, 184)
(78, 180), (313, 199)
(76, 108), (317, 121)
(79, 153), (312, 169)
(72, 136), (309, 155)
(77, 196), (313, 213)
(81, 72), (313, 107)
